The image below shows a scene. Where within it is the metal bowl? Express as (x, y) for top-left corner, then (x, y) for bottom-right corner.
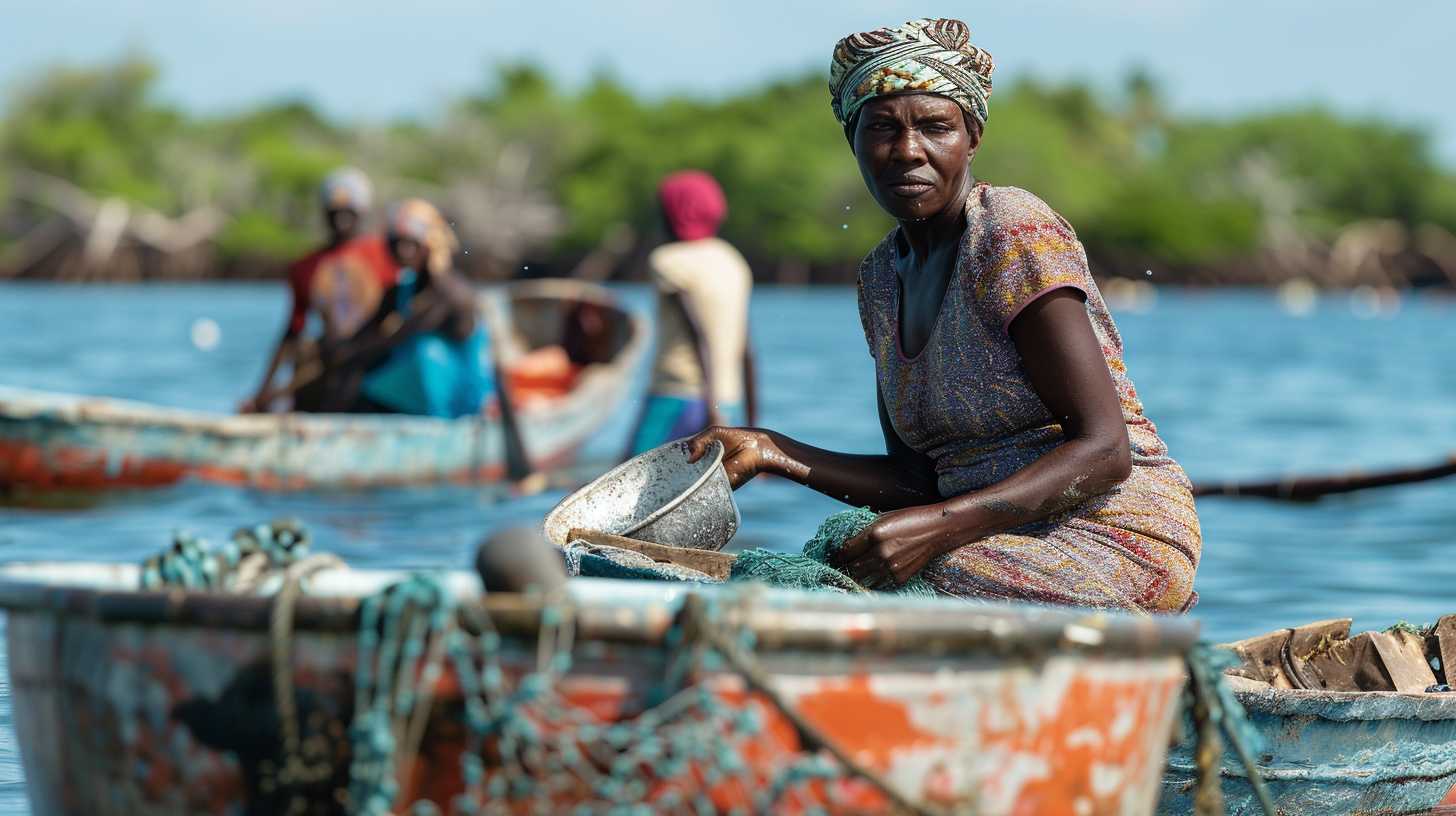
(543, 439), (740, 551)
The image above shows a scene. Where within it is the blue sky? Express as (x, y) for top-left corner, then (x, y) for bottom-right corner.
(4, 1), (1451, 162)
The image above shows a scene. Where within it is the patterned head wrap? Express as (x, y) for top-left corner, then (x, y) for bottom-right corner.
(319, 167), (373, 212)
(387, 198), (459, 274)
(829, 18), (995, 131)
(658, 170), (728, 241)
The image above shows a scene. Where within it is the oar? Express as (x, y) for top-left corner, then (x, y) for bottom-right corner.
(252, 358), (325, 407)
(250, 294), (435, 408)
(490, 350), (534, 484)
(1193, 453), (1456, 501)
(479, 294), (539, 490)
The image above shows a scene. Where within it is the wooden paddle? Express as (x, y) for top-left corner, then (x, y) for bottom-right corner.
(1193, 453), (1456, 501)
(252, 299), (430, 408)
(490, 352), (534, 484)
(479, 296), (536, 487)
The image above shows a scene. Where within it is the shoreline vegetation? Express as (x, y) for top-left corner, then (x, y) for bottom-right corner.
(3, 57), (1456, 288)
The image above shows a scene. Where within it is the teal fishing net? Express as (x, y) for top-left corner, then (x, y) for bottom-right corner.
(139, 520), (313, 589)
(733, 508), (937, 598)
(563, 544), (720, 584)
(568, 508), (938, 597)
(346, 574), (913, 814)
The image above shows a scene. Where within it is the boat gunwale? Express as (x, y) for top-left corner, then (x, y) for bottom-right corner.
(1225, 674), (1456, 720)
(0, 565), (1199, 657)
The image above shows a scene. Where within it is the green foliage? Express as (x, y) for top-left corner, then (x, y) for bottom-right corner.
(214, 209), (313, 261)
(3, 56), (1454, 273)
(3, 55), (182, 209)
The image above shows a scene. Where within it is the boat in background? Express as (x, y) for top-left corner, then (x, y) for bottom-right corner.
(0, 561), (1196, 815)
(0, 279), (646, 494)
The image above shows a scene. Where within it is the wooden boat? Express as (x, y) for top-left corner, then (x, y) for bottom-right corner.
(1159, 617), (1456, 815)
(0, 279), (646, 494)
(0, 561), (1197, 815)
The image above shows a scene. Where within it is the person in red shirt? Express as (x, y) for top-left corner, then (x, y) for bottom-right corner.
(241, 167), (398, 412)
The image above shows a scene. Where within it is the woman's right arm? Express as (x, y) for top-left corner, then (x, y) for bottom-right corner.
(687, 386), (939, 511)
(335, 285), (461, 369)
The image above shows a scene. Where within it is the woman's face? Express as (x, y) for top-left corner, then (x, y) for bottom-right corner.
(389, 235), (425, 270)
(852, 94), (979, 222)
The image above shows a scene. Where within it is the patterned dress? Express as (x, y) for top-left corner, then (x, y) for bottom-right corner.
(857, 183), (1201, 613)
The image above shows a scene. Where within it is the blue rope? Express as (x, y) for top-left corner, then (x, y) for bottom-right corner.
(348, 573), (455, 816)
(1186, 642), (1276, 816)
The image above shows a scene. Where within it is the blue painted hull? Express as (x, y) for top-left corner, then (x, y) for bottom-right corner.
(1160, 675), (1456, 815)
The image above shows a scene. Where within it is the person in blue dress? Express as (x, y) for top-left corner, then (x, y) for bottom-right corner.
(321, 198), (493, 417)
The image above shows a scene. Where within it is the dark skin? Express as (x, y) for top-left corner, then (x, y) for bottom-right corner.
(241, 206), (361, 413)
(325, 236), (476, 373)
(688, 93), (1131, 589)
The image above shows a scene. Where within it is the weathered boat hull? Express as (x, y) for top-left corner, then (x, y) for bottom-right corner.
(0, 279), (646, 493)
(0, 563), (1197, 815)
(1159, 672), (1456, 815)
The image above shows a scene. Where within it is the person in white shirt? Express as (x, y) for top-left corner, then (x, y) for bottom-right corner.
(627, 170), (757, 455)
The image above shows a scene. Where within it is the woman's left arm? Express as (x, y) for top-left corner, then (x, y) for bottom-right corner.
(835, 289), (1132, 589)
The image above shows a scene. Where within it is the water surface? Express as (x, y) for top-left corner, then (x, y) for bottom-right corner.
(2, 283), (1454, 811)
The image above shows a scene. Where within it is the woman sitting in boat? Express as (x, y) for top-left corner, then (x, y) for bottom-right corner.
(321, 199), (493, 417)
(690, 18), (1200, 613)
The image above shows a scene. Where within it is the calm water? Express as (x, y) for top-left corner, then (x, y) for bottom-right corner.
(2, 282), (1456, 810)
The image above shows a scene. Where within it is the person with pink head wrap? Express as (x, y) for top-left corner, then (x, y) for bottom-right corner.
(627, 170), (757, 455)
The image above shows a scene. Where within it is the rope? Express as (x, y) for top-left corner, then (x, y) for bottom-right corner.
(140, 519), (315, 591)
(676, 591), (948, 816)
(347, 574), (456, 816)
(270, 554), (348, 815)
(138, 520), (345, 813)
(1185, 644), (1277, 816)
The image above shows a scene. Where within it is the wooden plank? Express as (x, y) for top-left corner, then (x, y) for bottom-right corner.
(1302, 633), (1392, 692)
(567, 528), (736, 581)
(1283, 619), (1354, 690)
(1225, 618), (1351, 689)
(1369, 630), (1438, 693)
(1226, 629), (1298, 688)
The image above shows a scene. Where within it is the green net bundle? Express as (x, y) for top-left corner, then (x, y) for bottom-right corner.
(568, 508), (938, 598)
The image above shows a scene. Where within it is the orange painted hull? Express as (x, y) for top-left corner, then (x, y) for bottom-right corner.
(0, 565), (1196, 815)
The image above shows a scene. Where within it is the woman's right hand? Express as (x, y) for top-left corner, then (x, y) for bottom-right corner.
(686, 427), (807, 489)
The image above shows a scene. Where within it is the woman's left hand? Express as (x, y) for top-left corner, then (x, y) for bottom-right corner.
(832, 507), (951, 590)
